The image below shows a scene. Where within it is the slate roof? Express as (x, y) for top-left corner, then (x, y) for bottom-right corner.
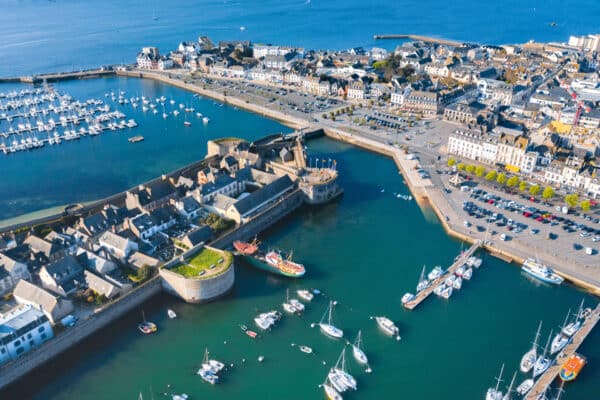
(234, 175), (294, 216)
(184, 225), (214, 246)
(99, 231), (132, 253)
(43, 255), (84, 293)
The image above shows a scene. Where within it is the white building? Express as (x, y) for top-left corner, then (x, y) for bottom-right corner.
(98, 231), (138, 260)
(477, 78), (514, 105)
(568, 34), (600, 52)
(0, 304), (54, 365)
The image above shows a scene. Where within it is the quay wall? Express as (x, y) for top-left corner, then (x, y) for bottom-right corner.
(373, 34), (465, 46)
(159, 245), (235, 304)
(0, 69), (116, 84)
(0, 277), (162, 391)
(116, 70), (309, 131)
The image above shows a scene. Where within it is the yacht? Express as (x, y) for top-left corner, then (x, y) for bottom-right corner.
(200, 348), (225, 374)
(485, 364), (504, 400)
(516, 377), (534, 396)
(520, 321), (542, 373)
(427, 266), (444, 281)
(297, 289), (314, 302)
(502, 371), (517, 400)
(319, 301), (343, 338)
(202, 117), (210, 124)
(551, 310), (571, 354)
(330, 348), (357, 391)
(455, 264), (466, 277)
(522, 259), (564, 285)
(290, 299), (305, 312)
(453, 276), (463, 290)
(323, 383), (343, 400)
(463, 268), (473, 280)
(351, 330), (368, 365)
(282, 289), (297, 314)
(375, 316), (400, 338)
(440, 286), (453, 299)
(533, 331), (554, 378)
(444, 275), (456, 287)
(197, 368), (218, 384)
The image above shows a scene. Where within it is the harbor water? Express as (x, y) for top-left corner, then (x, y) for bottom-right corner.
(1, 137), (598, 399)
(1, 0), (600, 76)
(0, 77), (291, 223)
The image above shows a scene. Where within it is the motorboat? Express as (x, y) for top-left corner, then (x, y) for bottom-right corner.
(453, 276), (463, 290)
(516, 378), (533, 396)
(300, 345), (313, 354)
(297, 289), (314, 302)
(167, 309), (177, 319)
(375, 316), (400, 338)
(521, 259), (564, 285)
(401, 292), (415, 305)
(463, 268), (473, 280)
(427, 266), (444, 281)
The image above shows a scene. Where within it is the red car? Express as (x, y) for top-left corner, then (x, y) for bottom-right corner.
(536, 216), (544, 222)
(488, 199), (495, 204)
(523, 211), (532, 217)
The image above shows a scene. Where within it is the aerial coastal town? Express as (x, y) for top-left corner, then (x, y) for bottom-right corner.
(2, 31), (600, 399)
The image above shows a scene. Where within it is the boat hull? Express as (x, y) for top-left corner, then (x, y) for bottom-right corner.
(238, 254), (305, 278)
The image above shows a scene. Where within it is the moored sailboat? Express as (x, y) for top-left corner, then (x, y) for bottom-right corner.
(520, 321), (542, 373)
(351, 330), (368, 365)
(319, 301), (343, 338)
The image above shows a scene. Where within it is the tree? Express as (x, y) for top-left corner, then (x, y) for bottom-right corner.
(322, 113), (327, 119)
(564, 193), (579, 209)
(475, 165), (486, 178)
(519, 181), (528, 192)
(542, 186), (555, 200)
(457, 163), (466, 171)
(485, 170), (497, 181)
(496, 173), (507, 185)
(529, 185), (541, 196)
(465, 165), (476, 174)
(506, 176), (519, 188)
(447, 158), (457, 167)
(580, 199), (591, 211)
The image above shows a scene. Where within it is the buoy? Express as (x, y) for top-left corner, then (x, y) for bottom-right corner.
(230, 363), (234, 367)
(322, 361), (326, 365)
(310, 323), (316, 328)
(396, 335), (401, 341)
(242, 358), (246, 363)
(313, 289), (321, 295)
(366, 367), (372, 373)
(333, 300), (338, 305)
(258, 356), (264, 362)
(224, 341), (227, 344)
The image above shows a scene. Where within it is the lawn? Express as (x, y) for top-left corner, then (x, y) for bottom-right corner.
(171, 247), (233, 278)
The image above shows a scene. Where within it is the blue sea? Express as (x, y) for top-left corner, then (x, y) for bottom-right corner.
(1, 0), (599, 76)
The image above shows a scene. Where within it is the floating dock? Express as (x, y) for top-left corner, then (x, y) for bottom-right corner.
(403, 240), (482, 310)
(525, 303), (600, 399)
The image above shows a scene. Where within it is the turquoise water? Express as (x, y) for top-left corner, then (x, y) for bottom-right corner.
(1, 0), (599, 76)
(2, 138), (598, 399)
(0, 77), (291, 221)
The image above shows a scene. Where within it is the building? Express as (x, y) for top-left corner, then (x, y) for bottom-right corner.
(494, 127), (529, 171)
(136, 47), (173, 70)
(38, 256), (85, 297)
(98, 231), (138, 260)
(347, 80), (366, 100)
(173, 195), (204, 220)
(13, 280), (74, 325)
(477, 78), (514, 105)
(443, 102), (486, 125)
(0, 252), (31, 295)
(0, 304), (54, 365)
(402, 90), (440, 116)
(568, 34), (600, 52)
(125, 179), (177, 212)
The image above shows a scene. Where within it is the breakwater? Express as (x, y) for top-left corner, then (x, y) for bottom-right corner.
(372, 34), (465, 46)
(0, 69), (115, 84)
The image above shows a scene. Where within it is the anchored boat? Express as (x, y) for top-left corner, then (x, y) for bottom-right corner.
(319, 301), (343, 339)
(521, 259), (564, 285)
(234, 240), (305, 278)
(520, 321), (542, 373)
(485, 364), (504, 400)
(559, 353), (586, 381)
(352, 330), (368, 365)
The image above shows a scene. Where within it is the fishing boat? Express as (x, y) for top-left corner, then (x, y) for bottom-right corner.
(563, 300), (585, 337)
(138, 311), (157, 335)
(416, 265), (430, 292)
(551, 310), (571, 354)
(559, 353), (586, 381)
(520, 321), (542, 373)
(352, 330), (368, 364)
(233, 239), (260, 255)
(521, 259), (564, 285)
(485, 364), (504, 400)
(297, 289), (314, 302)
(502, 371), (517, 400)
(401, 292), (415, 305)
(374, 316), (400, 339)
(427, 266), (444, 281)
(167, 309), (177, 319)
(533, 330), (554, 377)
(300, 345), (313, 354)
(319, 301), (343, 338)
(237, 244), (305, 278)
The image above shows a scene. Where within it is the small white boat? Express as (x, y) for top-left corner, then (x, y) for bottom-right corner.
(455, 265), (466, 277)
(401, 292), (415, 305)
(428, 266), (444, 281)
(463, 268), (473, 280)
(297, 289), (314, 302)
(167, 309), (177, 319)
(172, 394), (188, 400)
(453, 276), (463, 290)
(319, 301), (343, 338)
(352, 330), (368, 365)
(563, 299), (585, 337)
(299, 345), (313, 354)
(516, 378), (533, 396)
(290, 299), (305, 312)
(416, 265), (430, 292)
(282, 302), (296, 314)
(323, 383), (343, 400)
(485, 364), (504, 400)
(375, 316), (400, 339)
(202, 117), (210, 124)
(444, 275), (456, 287)
(440, 286), (453, 299)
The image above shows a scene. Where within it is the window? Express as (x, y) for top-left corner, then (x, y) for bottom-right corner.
(1, 348), (5, 354)
(41, 333), (47, 340)
(29, 341), (34, 347)
(27, 333), (32, 339)
(14, 340), (21, 347)
(38, 326), (45, 333)
(16, 347), (24, 355)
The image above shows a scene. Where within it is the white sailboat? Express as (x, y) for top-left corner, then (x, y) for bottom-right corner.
(520, 321), (542, 373)
(351, 330), (368, 365)
(516, 376), (534, 396)
(282, 289), (296, 314)
(563, 299), (585, 337)
(319, 301), (343, 338)
(485, 364), (504, 400)
(551, 310), (571, 354)
(533, 330), (553, 378)
(167, 309), (177, 319)
(328, 347), (357, 392)
(502, 371), (517, 400)
(416, 265), (430, 292)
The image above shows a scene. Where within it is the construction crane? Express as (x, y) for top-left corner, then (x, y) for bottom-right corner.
(555, 76), (592, 134)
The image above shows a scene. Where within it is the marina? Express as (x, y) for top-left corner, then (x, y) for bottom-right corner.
(402, 240), (482, 310)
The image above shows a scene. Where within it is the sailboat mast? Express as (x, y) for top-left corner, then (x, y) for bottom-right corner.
(543, 330), (553, 357)
(532, 321), (542, 350)
(506, 371), (517, 397)
(328, 301), (333, 324)
(494, 364), (504, 392)
(561, 309), (571, 330)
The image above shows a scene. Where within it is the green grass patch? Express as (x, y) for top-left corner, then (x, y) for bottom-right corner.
(171, 247), (233, 278)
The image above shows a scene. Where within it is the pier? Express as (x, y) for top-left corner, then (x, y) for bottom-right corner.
(372, 34), (465, 47)
(403, 240), (482, 310)
(0, 68), (115, 84)
(525, 303), (600, 399)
